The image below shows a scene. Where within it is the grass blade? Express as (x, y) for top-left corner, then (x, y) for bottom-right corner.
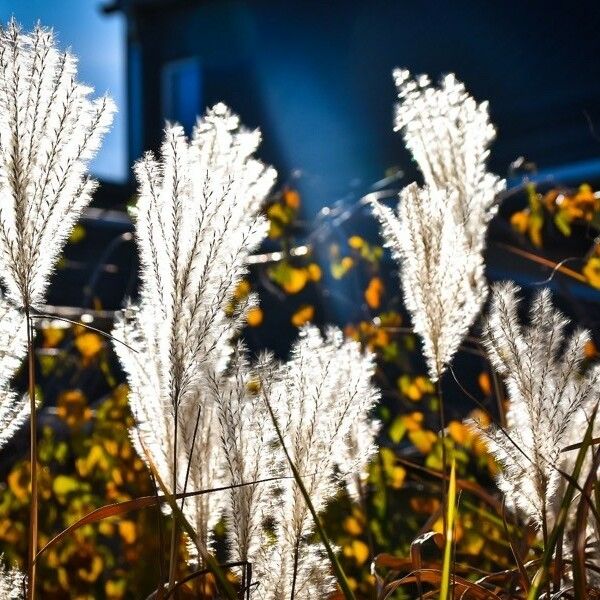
(439, 459), (456, 600)
(527, 406), (598, 600)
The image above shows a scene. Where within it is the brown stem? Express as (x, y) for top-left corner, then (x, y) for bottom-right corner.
(437, 376), (448, 536)
(26, 308), (37, 600)
(168, 406), (179, 592)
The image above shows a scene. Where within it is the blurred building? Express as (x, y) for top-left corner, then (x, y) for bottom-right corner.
(47, 0), (600, 313)
(103, 0), (600, 208)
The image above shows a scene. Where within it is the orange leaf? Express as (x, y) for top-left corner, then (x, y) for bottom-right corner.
(365, 276), (384, 309)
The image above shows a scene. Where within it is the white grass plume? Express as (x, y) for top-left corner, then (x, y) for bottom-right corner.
(372, 183), (487, 381)
(0, 20), (115, 309)
(476, 282), (600, 529)
(0, 296), (27, 450)
(113, 104), (275, 554)
(371, 70), (504, 380)
(208, 345), (278, 569)
(254, 326), (379, 598)
(0, 556), (25, 599)
(392, 69), (503, 253)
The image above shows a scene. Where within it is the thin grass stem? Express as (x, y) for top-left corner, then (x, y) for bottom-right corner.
(26, 308), (38, 600)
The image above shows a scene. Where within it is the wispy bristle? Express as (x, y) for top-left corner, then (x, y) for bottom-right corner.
(371, 70), (504, 380)
(113, 104), (276, 555)
(0, 21), (115, 309)
(474, 283), (600, 529)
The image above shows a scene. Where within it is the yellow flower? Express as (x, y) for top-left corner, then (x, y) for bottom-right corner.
(246, 307), (263, 327)
(291, 305), (314, 327)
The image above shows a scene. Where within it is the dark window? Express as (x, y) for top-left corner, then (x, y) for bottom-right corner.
(161, 57), (202, 133)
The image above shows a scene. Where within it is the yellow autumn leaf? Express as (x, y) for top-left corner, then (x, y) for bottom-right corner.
(389, 465), (406, 489)
(118, 520), (137, 544)
(41, 326), (65, 348)
(343, 516), (363, 536)
(283, 188), (301, 209)
(268, 221), (283, 239)
(510, 210), (529, 234)
(246, 307), (263, 327)
(75, 332), (103, 359)
(291, 305), (314, 327)
(351, 539), (370, 566)
(584, 339), (598, 359)
(365, 276), (384, 309)
(78, 554), (104, 582)
(56, 389), (92, 428)
(478, 372), (492, 396)
(348, 235), (364, 249)
(282, 267), (308, 294)
(402, 411), (424, 432)
(53, 474), (80, 498)
(106, 579), (127, 600)
(447, 420), (469, 446)
(233, 279), (251, 300)
(68, 223), (86, 244)
(414, 376), (434, 394)
(307, 263), (322, 282)
(267, 202), (289, 224)
(583, 257), (600, 288)
(409, 429), (437, 454)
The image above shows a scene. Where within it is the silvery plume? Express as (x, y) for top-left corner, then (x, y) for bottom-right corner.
(113, 104), (275, 555)
(371, 70), (504, 380)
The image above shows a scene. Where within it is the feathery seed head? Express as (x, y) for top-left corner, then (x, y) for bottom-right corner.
(371, 70), (504, 380)
(113, 103), (275, 554)
(476, 283), (600, 529)
(0, 20), (115, 308)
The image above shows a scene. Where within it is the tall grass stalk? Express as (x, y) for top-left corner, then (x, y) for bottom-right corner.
(25, 310), (36, 600)
(439, 460), (456, 600)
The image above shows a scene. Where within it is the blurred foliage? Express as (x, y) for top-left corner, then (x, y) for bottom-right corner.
(1, 184), (596, 597)
(0, 324), (161, 599)
(510, 182), (600, 288)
